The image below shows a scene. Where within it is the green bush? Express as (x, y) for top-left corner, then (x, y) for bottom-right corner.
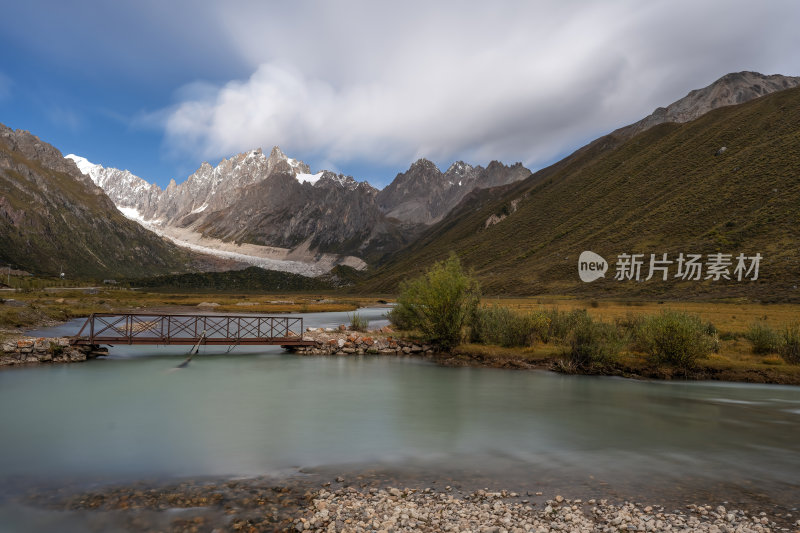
(744, 322), (780, 354)
(387, 254), (480, 348)
(471, 306), (550, 347)
(779, 322), (800, 364)
(635, 311), (716, 370)
(543, 308), (587, 343)
(348, 312), (370, 332)
(563, 313), (619, 369)
(48, 341), (64, 357)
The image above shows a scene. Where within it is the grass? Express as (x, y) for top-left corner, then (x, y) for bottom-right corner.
(0, 288), (390, 334)
(780, 322), (800, 364)
(348, 312), (370, 332)
(481, 297), (800, 335)
(450, 343), (559, 368)
(744, 321), (781, 354)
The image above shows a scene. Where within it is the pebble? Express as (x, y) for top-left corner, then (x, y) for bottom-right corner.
(293, 488), (789, 533)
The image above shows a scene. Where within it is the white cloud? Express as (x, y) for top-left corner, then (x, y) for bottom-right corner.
(160, 0), (800, 176)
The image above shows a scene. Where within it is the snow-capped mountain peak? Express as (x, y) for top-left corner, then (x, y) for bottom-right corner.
(66, 154), (157, 208)
(65, 154), (103, 185)
(445, 161), (474, 178)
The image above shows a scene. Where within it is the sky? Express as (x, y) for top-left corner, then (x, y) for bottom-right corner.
(1, 0), (799, 190)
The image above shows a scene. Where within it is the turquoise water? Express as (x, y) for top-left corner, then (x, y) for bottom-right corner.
(1, 307), (798, 524)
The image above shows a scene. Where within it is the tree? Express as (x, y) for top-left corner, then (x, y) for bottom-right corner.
(388, 254), (480, 349)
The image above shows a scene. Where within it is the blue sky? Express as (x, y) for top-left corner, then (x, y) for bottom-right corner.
(1, 1), (799, 189)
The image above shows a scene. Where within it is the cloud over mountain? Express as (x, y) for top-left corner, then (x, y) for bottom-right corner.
(158, 0), (800, 177)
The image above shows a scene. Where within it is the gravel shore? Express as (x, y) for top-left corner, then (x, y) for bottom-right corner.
(293, 487), (799, 533)
(12, 473), (799, 532)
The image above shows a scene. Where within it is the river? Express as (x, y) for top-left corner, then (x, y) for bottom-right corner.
(1, 307), (798, 529)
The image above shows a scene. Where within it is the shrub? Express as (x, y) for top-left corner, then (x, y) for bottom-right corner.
(470, 306), (550, 347)
(744, 322), (780, 354)
(48, 341), (64, 357)
(543, 308), (587, 343)
(387, 254), (480, 349)
(779, 322), (800, 364)
(563, 313), (620, 369)
(348, 312), (370, 332)
(636, 311), (716, 371)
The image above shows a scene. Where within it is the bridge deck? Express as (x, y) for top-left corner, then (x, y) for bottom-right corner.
(70, 313), (313, 347)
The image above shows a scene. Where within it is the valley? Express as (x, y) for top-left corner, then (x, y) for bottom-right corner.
(2, 68), (799, 533)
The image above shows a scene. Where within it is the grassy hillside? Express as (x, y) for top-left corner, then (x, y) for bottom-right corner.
(360, 87), (800, 301)
(0, 126), (192, 279)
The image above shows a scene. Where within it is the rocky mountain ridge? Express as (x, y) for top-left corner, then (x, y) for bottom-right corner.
(616, 71), (800, 138)
(377, 158), (531, 224)
(70, 147), (531, 265)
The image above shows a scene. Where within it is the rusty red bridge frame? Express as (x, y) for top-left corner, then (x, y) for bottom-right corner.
(70, 313), (313, 347)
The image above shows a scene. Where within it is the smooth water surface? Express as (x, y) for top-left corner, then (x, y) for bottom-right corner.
(2, 307), (799, 506)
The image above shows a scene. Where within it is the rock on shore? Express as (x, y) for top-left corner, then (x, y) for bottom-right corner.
(288, 328), (435, 357)
(0, 336), (105, 366)
(294, 487), (796, 532)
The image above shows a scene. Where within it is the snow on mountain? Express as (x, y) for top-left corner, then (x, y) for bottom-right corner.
(66, 154), (101, 182)
(65, 154), (161, 213)
(296, 171), (323, 185)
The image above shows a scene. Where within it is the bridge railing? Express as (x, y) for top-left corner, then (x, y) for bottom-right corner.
(71, 313), (307, 346)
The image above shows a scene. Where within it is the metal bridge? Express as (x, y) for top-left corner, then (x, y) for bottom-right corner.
(70, 313), (312, 347)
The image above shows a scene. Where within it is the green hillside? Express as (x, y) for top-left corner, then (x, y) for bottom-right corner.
(360, 87), (800, 301)
(0, 125), (191, 279)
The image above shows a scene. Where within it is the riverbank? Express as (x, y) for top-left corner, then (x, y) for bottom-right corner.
(296, 486), (798, 533)
(291, 330), (800, 386)
(445, 343), (800, 385)
(13, 472), (798, 532)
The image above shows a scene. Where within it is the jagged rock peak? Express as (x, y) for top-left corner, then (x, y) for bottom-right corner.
(445, 161), (474, 176)
(622, 71), (800, 137)
(315, 170), (376, 192)
(486, 160), (525, 171)
(409, 158), (441, 173)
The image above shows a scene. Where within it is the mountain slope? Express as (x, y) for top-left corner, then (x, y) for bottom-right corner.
(359, 84), (800, 301)
(0, 125), (193, 278)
